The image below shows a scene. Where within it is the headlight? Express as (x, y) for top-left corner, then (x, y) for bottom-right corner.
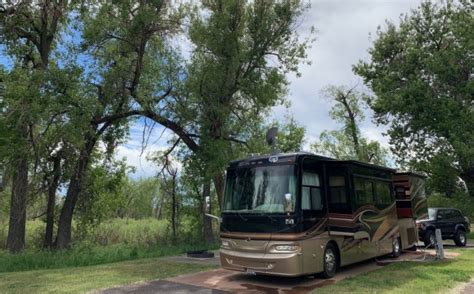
(221, 240), (230, 249)
(274, 245), (300, 252)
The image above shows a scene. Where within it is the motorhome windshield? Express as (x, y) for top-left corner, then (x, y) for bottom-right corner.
(223, 164), (297, 213)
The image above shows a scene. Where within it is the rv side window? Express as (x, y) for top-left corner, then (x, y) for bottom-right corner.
(375, 181), (392, 206)
(354, 177), (374, 208)
(329, 176), (350, 213)
(302, 172), (323, 211)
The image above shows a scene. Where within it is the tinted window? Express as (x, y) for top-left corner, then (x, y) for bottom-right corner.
(329, 176), (350, 213)
(354, 177), (374, 209)
(223, 165), (297, 213)
(448, 210), (462, 219)
(301, 172), (323, 211)
(375, 181), (392, 206)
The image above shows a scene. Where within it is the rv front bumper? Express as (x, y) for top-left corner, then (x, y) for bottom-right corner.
(219, 248), (304, 277)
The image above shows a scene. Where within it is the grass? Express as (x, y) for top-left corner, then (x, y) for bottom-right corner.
(0, 242), (216, 273)
(0, 257), (217, 293)
(315, 249), (474, 293)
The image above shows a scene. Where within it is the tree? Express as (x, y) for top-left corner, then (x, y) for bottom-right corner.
(354, 1), (474, 195)
(54, 0), (185, 249)
(0, 0), (70, 252)
(311, 85), (389, 165)
(246, 115), (306, 154)
(139, 0), (313, 206)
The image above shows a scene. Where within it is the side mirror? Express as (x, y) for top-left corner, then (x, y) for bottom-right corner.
(284, 193), (292, 212)
(437, 214), (443, 220)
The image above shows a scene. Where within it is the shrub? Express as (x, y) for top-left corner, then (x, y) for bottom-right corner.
(427, 192), (474, 219)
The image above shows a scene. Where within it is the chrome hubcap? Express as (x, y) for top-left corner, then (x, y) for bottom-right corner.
(430, 234), (435, 245)
(325, 249), (336, 272)
(460, 233), (466, 244)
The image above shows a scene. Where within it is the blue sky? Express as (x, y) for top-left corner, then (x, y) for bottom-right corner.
(1, 0), (422, 179)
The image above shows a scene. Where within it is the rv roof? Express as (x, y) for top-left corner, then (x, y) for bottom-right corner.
(228, 151), (395, 172)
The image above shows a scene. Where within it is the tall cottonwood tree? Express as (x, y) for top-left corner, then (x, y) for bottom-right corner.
(354, 1), (474, 195)
(0, 0), (70, 252)
(311, 85), (389, 165)
(55, 0), (185, 249)
(138, 0), (313, 204)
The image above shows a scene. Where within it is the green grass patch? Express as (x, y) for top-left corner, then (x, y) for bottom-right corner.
(0, 257), (217, 293)
(315, 249), (474, 293)
(0, 242), (217, 273)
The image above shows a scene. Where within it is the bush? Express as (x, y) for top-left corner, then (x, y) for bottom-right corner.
(0, 242), (215, 273)
(86, 218), (168, 246)
(427, 192), (474, 219)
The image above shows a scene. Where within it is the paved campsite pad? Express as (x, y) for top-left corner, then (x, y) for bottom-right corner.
(166, 251), (435, 294)
(102, 244), (472, 294)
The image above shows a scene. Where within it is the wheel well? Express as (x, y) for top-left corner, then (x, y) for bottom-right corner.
(456, 226), (466, 232)
(327, 240), (340, 267)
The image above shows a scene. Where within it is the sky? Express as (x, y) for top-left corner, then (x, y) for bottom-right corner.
(119, 0), (423, 179)
(0, 1), (424, 179)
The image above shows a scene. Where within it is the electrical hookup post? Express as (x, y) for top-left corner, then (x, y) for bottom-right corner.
(435, 229), (445, 259)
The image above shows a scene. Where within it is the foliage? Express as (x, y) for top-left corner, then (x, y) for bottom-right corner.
(427, 192), (474, 220)
(75, 159), (130, 231)
(246, 115), (306, 154)
(119, 178), (161, 219)
(354, 1), (474, 195)
(0, 243), (199, 273)
(311, 85), (390, 165)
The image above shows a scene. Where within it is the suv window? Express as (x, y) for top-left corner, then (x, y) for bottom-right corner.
(437, 210), (448, 220)
(450, 209), (463, 219)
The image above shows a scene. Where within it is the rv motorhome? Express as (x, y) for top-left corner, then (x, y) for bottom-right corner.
(219, 152), (427, 278)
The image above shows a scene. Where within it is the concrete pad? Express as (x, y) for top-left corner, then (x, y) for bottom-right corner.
(166, 252), (429, 294)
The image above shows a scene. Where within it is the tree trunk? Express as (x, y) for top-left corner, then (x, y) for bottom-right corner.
(55, 138), (95, 249)
(460, 167), (474, 197)
(213, 173), (225, 210)
(44, 156), (61, 249)
(6, 156), (28, 253)
(202, 182), (214, 245)
(171, 175), (177, 244)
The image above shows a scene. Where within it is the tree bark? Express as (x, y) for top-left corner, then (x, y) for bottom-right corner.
(6, 156), (28, 253)
(202, 182), (214, 245)
(171, 174), (177, 244)
(44, 156), (61, 249)
(55, 137), (95, 249)
(213, 173), (225, 210)
(460, 167), (474, 197)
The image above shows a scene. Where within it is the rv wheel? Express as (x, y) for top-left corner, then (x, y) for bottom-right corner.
(391, 237), (401, 258)
(321, 243), (338, 279)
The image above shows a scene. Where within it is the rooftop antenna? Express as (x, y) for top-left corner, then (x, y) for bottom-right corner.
(266, 126), (279, 155)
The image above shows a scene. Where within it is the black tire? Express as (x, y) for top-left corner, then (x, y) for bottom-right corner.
(423, 230), (435, 248)
(392, 237), (401, 258)
(454, 230), (467, 247)
(321, 242), (338, 279)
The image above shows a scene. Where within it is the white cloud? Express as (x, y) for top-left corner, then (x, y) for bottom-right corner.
(272, 0), (422, 150)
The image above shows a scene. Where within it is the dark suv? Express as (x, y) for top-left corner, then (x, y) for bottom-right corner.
(416, 208), (470, 247)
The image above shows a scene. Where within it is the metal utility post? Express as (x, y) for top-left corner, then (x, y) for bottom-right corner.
(435, 229), (444, 259)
